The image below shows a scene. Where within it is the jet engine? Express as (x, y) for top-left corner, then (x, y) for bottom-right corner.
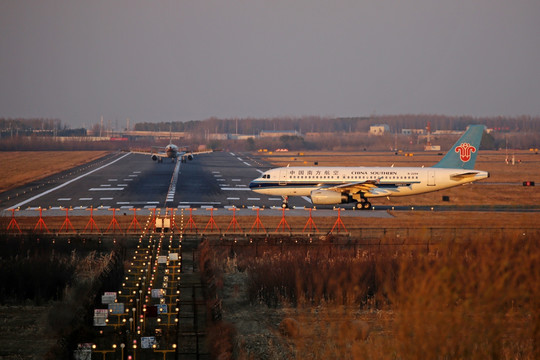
(310, 190), (349, 205)
(186, 153), (193, 160)
(151, 154), (158, 161)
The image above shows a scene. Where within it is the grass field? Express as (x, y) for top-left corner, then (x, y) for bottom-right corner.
(0, 151), (109, 193)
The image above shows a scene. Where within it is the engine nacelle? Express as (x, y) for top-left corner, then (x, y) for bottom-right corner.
(151, 154), (158, 161)
(310, 190), (349, 205)
(186, 153), (193, 161)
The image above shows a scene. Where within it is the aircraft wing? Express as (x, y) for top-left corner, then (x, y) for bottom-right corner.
(323, 180), (380, 193)
(322, 179), (420, 196)
(130, 150), (167, 158)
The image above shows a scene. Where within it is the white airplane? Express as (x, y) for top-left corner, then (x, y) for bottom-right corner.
(249, 125), (489, 209)
(132, 144), (213, 163)
(150, 143), (193, 163)
(131, 143), (193, 163)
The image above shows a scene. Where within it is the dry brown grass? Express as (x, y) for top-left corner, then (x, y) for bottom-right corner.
(0, 151), (109, 192)
(220, 235), (539, 359)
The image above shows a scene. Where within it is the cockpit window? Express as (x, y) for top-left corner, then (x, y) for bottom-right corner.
(262, 174), (271, 179)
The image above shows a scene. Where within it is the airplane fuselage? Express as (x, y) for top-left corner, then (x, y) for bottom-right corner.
(250, 125), (489, 209)
(249, 166), (489, 198)
(165, 144), (179, 158)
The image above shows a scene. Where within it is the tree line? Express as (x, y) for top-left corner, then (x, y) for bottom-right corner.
(134, 114), (540, 135)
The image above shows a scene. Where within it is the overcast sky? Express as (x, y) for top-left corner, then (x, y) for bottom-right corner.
(1, 0), (539, 128)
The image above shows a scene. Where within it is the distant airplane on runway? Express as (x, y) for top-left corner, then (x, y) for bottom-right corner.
(249, 125), (489, 209)
(132, 143), (193, 163)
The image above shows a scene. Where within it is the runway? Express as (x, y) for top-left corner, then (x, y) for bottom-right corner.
(2, 151), (536, 218)
(3, 151), (386, 217)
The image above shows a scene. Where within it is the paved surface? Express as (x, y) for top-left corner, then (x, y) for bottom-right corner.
(2, 151), (536, 218)
(1, 151), (394, 218)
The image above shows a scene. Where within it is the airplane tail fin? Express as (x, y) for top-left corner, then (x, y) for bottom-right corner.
(433, 125), (485, 170)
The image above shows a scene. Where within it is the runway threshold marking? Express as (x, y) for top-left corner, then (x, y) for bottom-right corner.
(8, 153), (132, 209)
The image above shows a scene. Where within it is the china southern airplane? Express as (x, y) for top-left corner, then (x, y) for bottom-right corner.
(249, 125), (489, 209)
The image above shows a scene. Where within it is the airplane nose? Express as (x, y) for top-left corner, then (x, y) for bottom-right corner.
(249, 181), (258, 189)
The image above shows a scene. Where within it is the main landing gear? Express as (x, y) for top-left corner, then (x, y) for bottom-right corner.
(354, 199), (372, 210)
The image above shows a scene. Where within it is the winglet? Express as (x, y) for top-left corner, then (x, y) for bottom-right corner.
(433, 125), (485, 170)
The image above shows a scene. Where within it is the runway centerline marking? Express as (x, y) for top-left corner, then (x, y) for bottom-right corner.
(9, 153), (131, 209)
(179, 201), (221, 205)
(165, 159), (181, 204)
(89, 188), (125, 191)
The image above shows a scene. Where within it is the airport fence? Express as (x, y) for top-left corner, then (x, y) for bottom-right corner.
(1, 207), (539, 244)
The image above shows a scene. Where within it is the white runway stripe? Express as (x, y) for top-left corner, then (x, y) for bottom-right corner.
(89, 188), (125, 191)
(165, 159), (181, 203)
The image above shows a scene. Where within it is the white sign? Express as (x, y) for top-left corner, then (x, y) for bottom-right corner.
(151, 289), (165, 298)
(93, 309), (108, 326)
(74, 343), (92, 360)
(158, 256), (167, 264)
(141, 336), (157, 349)
(169, 253), (179, 261)
(101, 292), (117, 304)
